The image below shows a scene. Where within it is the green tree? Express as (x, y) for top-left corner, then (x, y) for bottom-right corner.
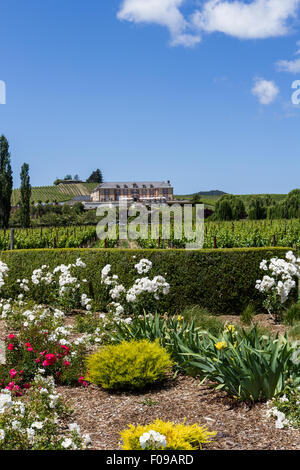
(214, 198), (233, 220)
(214, 195), (246, 221)
(87, 169), (103, 184)
(248, 197), (267, 220)
(20, 163), (31, 227)
(191, 193), (202, 204)
(0, 135), (13, 228)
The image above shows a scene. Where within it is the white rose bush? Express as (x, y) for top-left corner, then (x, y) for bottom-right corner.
(255, 251), (300, 321)
(101, 259), (170, 317)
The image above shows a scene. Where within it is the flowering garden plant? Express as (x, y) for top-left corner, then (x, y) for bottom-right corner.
(14, 258), (92, 312)
(0, 305), (89, 393)
(101, 258), (170, 317)
(0, 373), (90, 450)
(255, 251), (300, 322)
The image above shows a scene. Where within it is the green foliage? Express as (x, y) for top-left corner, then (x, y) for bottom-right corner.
(174, 326), (297, 401)
(240, 303), (256, 326)
(20, 163), (31, 228)
(0, 247), (295, 314)
(248, 197), (267, 220)
(268, 189), (300, 220)
(284, 303), (300, 326)
(85, 340), (173, 390)
(214, 195), (246, 221)
(86, 169), (103, 184)
(120, 418), (216, 450)
(0, 135), (13, 228)
(181, 306), (225, 335)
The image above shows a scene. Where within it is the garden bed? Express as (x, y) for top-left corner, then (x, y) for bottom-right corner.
(58, 375), (300, 450)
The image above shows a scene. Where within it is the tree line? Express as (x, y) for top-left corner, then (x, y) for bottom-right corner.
(212, 191), (300, 221)
(0, 135), (31, 228)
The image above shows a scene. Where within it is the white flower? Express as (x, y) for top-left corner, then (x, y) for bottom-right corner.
(69, 423), (80, 434)
(31, 421), (43, 429)
(139, 430), (167, 449)
(61, 438), (73, 449)
(0, 429), (5, 441)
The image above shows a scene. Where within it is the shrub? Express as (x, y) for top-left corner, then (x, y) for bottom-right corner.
(120, 418), (216, 450)
(0, 247), (294, 314)
(85, 340), (173, 390)
(0, 305), (88, 391)
(255, 251), (300, 322)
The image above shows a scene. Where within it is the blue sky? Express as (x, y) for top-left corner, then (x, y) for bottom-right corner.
(1, 0), (300, 195)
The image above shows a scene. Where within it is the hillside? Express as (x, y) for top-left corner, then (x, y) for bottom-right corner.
(11, 182), (98, 205)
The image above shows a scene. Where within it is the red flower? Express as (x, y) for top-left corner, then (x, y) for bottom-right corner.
(6, 382), (15, 390)
(8, 334), (15, 339)
(9, 369), (17, 378)
(61, 345), (70, 356)
(64, 360), (71, 367)
(78, 376), (88, 387)
(42, 353), (57, 366)
(7, 343), (14, 351)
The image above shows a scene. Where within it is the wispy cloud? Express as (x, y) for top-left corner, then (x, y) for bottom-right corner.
(252, 78), (279, 104)
(276, 40), (300, 73)
(117, 0), (300, 47)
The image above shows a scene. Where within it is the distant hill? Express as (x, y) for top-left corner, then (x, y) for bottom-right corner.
(192, 190), (227, 197)
(11, 182), (98, 205)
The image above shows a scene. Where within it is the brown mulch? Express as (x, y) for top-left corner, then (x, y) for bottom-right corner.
(58, 375), (300, 451)
(218, 314), (288, 336)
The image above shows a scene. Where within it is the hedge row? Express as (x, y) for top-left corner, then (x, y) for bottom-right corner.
(0, 247), (296, 315)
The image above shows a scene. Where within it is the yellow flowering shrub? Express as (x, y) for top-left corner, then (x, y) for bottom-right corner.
(85, 340), (172, 390)
(120, 419), (216, 450)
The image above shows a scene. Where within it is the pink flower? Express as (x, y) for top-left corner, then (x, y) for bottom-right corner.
(78, 376), (88, 387)
(9, 369), (17, 378)
(7, 343), (14, 351)
(35, 358), (41, 363)
(64, 360), (71, 367)
(8, 334), (15, 339)
(5, 382), (15, 390)
(42, 353), (57, 366)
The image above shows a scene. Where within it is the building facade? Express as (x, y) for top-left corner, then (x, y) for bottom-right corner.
(90, 181), (174, 203)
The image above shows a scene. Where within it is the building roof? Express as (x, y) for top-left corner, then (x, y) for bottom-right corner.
(72, 195), (91, 202)
(92, 181), (172, 191)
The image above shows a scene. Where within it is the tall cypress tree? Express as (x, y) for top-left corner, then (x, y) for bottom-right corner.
(0, 135), (13, 228)
(20, 163), (31, 227)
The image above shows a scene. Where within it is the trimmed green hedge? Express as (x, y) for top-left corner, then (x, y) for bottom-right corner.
(0, 247), (296, 315)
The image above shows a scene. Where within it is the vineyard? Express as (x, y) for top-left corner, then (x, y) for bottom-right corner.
(1, 218), (300, 250)
(11, 182), (98, 205)
(0, 226), (99, 249)
(137, 219), (300, 249)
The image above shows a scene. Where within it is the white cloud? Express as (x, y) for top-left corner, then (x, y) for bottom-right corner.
(192, 0), (300, 39)
(117, 0), (201, 47)
(276, 41), (300, 73)
(251, 78), (279, 104)
(117, 0), (300, 46)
